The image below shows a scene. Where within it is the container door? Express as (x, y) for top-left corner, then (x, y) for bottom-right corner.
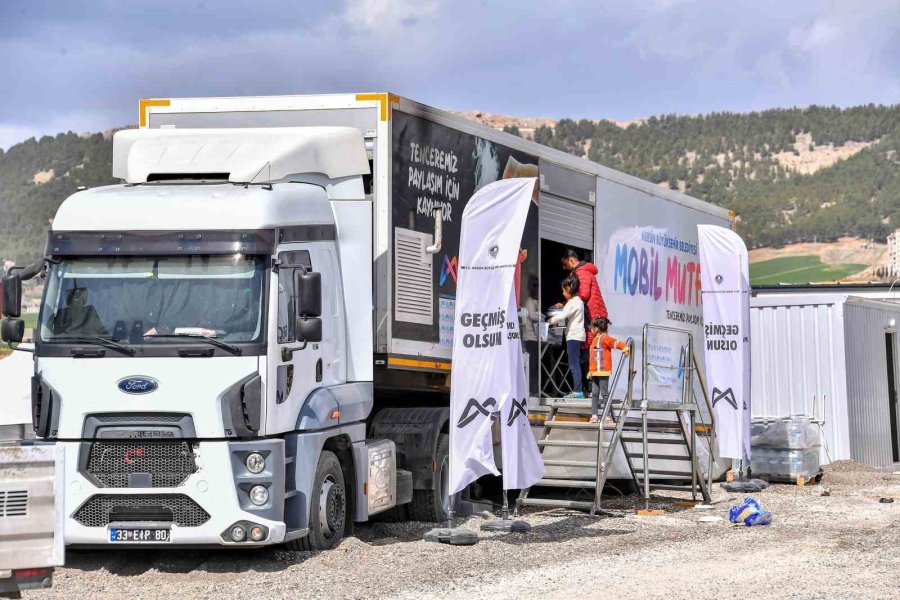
(886, 332), (900, 463)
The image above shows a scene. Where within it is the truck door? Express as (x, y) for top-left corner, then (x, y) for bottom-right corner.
(267, 248), (323, 434)
(312, 245), (347, 386)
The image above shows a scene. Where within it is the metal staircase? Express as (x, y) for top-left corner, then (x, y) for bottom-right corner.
(517, 325), (715, 515)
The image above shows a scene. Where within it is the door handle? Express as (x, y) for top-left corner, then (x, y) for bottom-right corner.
(281, 342), (308, 362)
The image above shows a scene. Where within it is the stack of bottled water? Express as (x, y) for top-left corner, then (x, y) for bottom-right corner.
(750, 416), (821, 480)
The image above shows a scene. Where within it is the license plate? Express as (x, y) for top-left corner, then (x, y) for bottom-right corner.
(108, 527), (170, 543)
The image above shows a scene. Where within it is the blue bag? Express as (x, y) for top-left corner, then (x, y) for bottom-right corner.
(728, 497), (773, 527)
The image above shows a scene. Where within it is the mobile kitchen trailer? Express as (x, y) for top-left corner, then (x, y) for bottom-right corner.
(0, 93), (732, 549)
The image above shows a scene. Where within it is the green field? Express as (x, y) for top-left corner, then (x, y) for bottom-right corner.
(750, 255), (867, 285)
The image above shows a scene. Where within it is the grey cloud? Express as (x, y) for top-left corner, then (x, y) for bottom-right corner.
(1, 0), (898, 149)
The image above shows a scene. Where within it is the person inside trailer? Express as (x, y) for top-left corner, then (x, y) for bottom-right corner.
(558, 248), (608, 347)
(547, 279), (586, 398)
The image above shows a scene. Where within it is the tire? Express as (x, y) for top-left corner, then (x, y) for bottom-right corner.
(284, 450), (346, 551)
(408, 433), (450, 523)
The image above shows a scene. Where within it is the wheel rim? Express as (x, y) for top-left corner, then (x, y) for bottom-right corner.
(439, 455), (450, 515)
(318, 474), (345, 541)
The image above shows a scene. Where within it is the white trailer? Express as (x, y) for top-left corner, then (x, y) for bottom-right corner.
(0, 444), (64, 594)
(0, 94), (732, 549)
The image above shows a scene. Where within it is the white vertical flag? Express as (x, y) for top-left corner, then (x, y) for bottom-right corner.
(500, 283), (545, 490)
(448, 177), (543, 495)
(698, 224), (752, 460)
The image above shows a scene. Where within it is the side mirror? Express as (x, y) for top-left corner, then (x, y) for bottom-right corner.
(295, 317), (323, 343)
(1, 275), (22, 318)
(294, 270), (322, 317)
(1, 318), (25, 344)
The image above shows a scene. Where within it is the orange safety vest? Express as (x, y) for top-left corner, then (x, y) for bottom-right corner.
(588, 333), (626, 377)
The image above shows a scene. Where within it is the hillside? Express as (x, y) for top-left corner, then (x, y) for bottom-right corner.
(0, 131), (117, 263)
(1, 105), (900, 266)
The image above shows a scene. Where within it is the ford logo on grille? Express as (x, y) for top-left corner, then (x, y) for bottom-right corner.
(117, 376), (159, 394)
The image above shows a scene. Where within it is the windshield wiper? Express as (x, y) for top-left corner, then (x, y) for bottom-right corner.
(51, 335), (136, 357)
(143, 333), (242, 356)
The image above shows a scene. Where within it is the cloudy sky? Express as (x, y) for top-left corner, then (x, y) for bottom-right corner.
(1, 0), (899, 149)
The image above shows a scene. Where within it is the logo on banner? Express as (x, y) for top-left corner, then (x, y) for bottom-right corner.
(507, 397), (527, 426)
(712, 387), (738, 410)
(715, 274), (724, 284)
(439, 255), (458, 286)
(489, 244), (499, 259)
(457, 397), (498, 428)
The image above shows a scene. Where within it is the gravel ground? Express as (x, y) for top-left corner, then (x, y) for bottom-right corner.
(25, 461), (900, 600)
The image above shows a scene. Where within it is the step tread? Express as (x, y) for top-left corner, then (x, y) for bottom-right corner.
(645, 483), (697, 491)
(535, 478), (597, 488)
(543, 459), (599, 468)
(538, 439), (610, 448)
(547, 400), (593, 409)
(619, 437), (686, 445)
(641, 469), (696, 477)
(626, 453), (692, 461)
(519, 498), (594, 510)
(545, 420), (615, 430)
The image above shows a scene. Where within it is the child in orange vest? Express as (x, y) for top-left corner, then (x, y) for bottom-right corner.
(587, 317), (629, 423)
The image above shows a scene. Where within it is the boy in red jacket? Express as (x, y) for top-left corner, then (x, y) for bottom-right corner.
(587, 317), (629, 423)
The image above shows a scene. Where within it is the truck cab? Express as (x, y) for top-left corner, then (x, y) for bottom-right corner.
(1, 127), (413, 549)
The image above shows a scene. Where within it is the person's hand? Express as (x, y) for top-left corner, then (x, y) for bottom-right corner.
(622, 346), (631, 355)
(518, 248), (528, 262)
(551, 303), (563, 309)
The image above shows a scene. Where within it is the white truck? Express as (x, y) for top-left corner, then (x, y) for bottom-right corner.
(0, 93), (732, 549)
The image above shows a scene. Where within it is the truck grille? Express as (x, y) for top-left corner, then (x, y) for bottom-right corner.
(86, 441), (198, 488)
(0, 490), (27, 518)
(73, 494), (210, 527)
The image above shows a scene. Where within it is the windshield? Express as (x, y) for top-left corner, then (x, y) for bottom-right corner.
(39, 255), (267, 345)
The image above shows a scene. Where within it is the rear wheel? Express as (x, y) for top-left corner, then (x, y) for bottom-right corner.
(285, 450), (346, 551)
(408, 433), (450, 522)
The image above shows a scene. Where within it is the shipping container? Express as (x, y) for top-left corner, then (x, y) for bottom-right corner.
(751, 285), (900, 467)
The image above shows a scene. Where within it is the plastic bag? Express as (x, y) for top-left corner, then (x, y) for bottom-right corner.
(728, 497), (772, 527)
(750, 416), (821, 450)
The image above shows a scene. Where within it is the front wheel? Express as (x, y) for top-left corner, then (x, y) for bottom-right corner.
(285, 450), (346, 551)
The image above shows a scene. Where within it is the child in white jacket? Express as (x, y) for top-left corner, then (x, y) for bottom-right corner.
(548, 279), (586, 398)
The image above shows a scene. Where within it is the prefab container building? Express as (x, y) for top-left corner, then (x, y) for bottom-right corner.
(751, 284), (900, 468)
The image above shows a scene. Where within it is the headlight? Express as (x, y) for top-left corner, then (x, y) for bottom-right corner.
(245, 452), (265, 474)
(249, 526), (266, 542)
(230, 525), (246, 542)
(249, 485), (269, 506)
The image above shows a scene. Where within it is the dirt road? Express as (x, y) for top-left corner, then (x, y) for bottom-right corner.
(26, 462), (900, 600)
